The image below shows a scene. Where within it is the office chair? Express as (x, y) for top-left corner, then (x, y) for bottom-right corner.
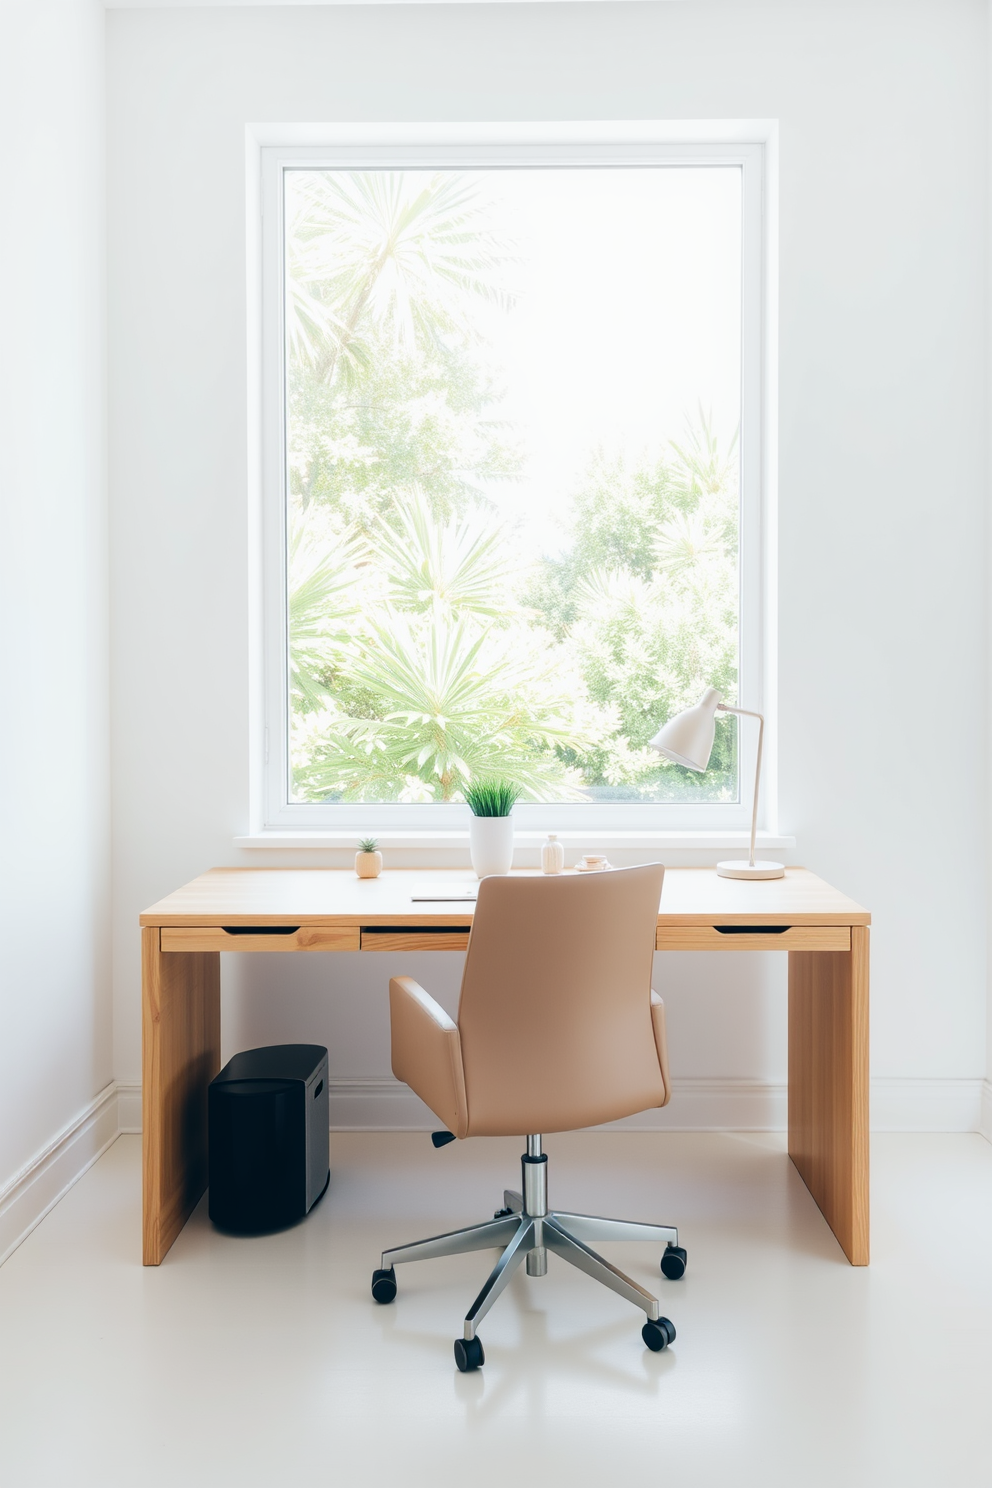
(370, 863), (687, 1371)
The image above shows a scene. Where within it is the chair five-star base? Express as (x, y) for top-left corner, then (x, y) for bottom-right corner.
(371, 1136), (686, 1372)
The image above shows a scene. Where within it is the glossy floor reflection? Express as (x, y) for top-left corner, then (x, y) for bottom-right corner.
(1, 1131), (991, 1487)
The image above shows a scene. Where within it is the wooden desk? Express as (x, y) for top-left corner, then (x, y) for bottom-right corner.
(140, 866), (870, 1268)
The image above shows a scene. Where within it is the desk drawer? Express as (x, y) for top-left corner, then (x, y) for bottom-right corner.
(160, 926), (359, 953)
(361, 929), (470, 953)
(656, 925), (851, 952)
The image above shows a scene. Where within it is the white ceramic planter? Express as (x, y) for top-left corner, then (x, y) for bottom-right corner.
(468, 815), (515, 878)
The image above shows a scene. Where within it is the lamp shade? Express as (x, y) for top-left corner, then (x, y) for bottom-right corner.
(649, 687), (722, 771)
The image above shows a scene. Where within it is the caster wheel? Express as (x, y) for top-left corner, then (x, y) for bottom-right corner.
(371, 1267), (397, 1304)
(493, 1207), (513, 1218)
(642, 1317), (676, 1353)
(454, 1336), (485, 1372)
(661, 1244), (687, 1280)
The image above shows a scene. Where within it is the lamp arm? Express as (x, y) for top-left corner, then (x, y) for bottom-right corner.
(715, 703), (764, 868)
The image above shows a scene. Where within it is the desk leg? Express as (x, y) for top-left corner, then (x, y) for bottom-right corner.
(142, 928), (220, 1265)
(788, 928), (869, 1265)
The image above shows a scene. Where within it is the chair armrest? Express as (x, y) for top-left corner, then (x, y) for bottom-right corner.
(389, 977), (469, 1138)
(650, 991), (672, 1108)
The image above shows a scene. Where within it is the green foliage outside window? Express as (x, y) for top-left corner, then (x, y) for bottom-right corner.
(284, 170), (740, 805)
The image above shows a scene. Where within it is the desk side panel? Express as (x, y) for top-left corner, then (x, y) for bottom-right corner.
(142, 928), (220, 1265)
(788, 928), (869, 1265)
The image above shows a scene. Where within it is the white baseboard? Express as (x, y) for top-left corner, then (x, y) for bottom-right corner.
(329, 1076), (437, 1129)
(327, 1076), (789, 1132)
(80, 1076), (992, 1137)
(73, 1071), (992, 1138)
(327, 1075), (989, 1134)
(328, 1077), (789, 1131)
(870, 1077), (986, 1133)
(116, 1083), (142, 1134)
(0, 1085), (120, 1269)
(3, 1074), (990, 1271)
(980, 1080), (992, 1145)
(608, 1079), (788, 1131)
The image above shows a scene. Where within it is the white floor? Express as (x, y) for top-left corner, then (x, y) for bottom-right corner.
(1, 1132), (991, 1487)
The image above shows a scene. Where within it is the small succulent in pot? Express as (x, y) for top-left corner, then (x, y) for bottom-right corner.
(355, 837), (382, 879)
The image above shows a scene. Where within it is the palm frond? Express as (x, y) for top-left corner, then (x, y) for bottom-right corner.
(652, 510), (727, 577)
(573, 567), (651, 615)
(668, 407), (740, 502)
(295, 607), (594, 801)
(371, 491), (520, 617)
(288, 524), (364, 711)
(285, 170), (516, 385)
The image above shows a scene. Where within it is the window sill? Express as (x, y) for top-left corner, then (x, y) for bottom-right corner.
(234, 829), (796, 864)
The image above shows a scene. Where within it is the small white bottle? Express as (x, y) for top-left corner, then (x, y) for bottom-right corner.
(541, 833), (565, 874)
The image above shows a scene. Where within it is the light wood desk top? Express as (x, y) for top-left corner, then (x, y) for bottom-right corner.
(141, 865), (869, 929)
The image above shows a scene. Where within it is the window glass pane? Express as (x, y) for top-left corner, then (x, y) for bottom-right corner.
(284, 166), (741, 805)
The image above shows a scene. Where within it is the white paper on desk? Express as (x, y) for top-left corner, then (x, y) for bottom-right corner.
(410, 886), (478, 902)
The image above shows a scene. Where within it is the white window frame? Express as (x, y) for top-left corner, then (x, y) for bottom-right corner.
(250, 124), (776, 843)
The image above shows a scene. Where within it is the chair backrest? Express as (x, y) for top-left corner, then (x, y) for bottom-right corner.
(457, 864), (666, 1136)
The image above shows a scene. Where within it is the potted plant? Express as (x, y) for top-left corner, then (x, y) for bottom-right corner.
(463, 780), (520, 878)
(355, 838), (382, 879)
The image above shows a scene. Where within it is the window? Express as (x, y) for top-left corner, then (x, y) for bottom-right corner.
(258, 136), (770, 835)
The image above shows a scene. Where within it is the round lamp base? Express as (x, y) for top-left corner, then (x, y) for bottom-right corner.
(716, 860), (785, 881)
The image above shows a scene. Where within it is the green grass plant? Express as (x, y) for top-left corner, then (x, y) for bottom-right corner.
(463, 779), (521, 817)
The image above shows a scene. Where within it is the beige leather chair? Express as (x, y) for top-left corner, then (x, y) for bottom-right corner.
(370, 863), (686, 1372)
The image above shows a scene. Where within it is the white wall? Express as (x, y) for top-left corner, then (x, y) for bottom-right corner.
(0, 0), (112, 1205)
(106, 1), (988, 1123)
(987, 0), (992, 1143)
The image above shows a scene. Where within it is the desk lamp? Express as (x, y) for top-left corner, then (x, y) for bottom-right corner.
(650, 687), (784, 880)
